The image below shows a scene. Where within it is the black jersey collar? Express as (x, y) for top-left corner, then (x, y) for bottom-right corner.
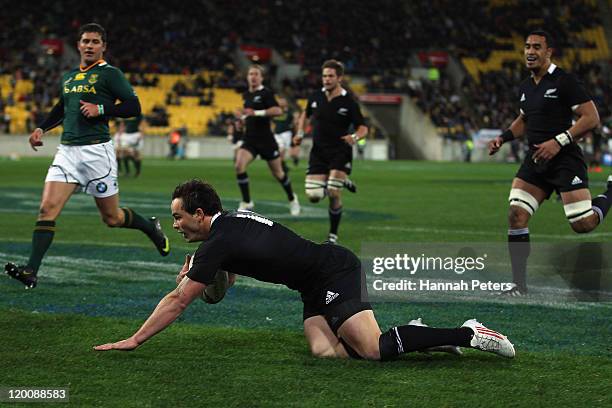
(531, 63), (557, 79)
(210, 212), (222, 226)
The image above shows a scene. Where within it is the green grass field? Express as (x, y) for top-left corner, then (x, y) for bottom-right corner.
(0, 157), (610, 407)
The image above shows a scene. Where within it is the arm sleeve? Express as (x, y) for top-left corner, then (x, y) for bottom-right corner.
(350, 98), (366, 127)
(37, 99), (64, 131)
(265, 89), (279, 109)
(305, 95), (314, 118)
(102, 68), (141, 117)
(187, 239), (228, 285)
(103, 98), (141, 118)
(562, 74), (591, 108)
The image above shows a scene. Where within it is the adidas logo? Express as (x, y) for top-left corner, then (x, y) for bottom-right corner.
(571, 176), (582, 185)
(325, 290), (339, 305)
(520, 93), (525, 102)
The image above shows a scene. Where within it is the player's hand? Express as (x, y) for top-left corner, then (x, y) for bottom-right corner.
(176, 254), (192, 284)
(488, 136), (503, 156)
(80, 100), (101, 118)
(93, 337), (139, 351)
(292, 135), (303, 146)
(341, 134), (356, 145)
(29, 128), (44, 151)
(243, 108), (254, 117)
(532, 139), (561, 163)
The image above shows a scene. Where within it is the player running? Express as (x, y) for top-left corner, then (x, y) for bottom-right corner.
(488, 30), (611, 295)
(295, 60), (367, 243)
(5, 23), (170, 289)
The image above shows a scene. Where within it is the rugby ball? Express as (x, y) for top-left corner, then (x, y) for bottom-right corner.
(201, 269), (230, 304)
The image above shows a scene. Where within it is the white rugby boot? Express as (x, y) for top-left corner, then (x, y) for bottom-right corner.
(461, 319), (515, 358)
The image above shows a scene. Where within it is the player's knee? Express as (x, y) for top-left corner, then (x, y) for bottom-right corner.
(272, 169), (285, 180)
(327, 178), (344, 199)
(101, 212), (123, 227)
(327, 189), (341, 201)
(38, 203), (59, 220)
(566, 202), (598, 233)
(305, 180), (326, 203)
(508, 189), (538, 228)
(508, 207), (530, 228)
(570, 220), (596, 234)
(234, 162), (245, 174)
(309, 342), (338, 358)
(352, 343), (380, 361)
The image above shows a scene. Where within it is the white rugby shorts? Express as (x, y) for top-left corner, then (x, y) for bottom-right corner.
(274, 130), (292, 151)
(45, 141), (119, 198)
(116, 132), (143, 150)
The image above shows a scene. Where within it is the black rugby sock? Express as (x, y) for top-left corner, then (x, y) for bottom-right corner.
(279, 174), (295, 201)
(592, 182), (611, 224)
(508, 228), (530, 292)
(379, 326), (473, 361)
(120, 207), (155, 236)
(27, 221), (56, 273)
(122, 157), (131, 175)
(329, 206), (343, 235)
(237, 172), (251, 203)
(134, 159), (142, 176)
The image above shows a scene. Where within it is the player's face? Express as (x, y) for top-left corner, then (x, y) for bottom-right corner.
(322, 68), (341, 92)
(524, 35), (552, 72)
(278, 97), (287, 109)
(78, 32), (106, 66)
(247, 68), (263, 88)
(171, 198), (209, 242)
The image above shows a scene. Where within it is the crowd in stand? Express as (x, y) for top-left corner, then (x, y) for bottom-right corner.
(0, 0), (609, 143)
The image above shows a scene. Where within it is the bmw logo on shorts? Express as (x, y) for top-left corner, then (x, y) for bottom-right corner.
(96, 182), (108, 193)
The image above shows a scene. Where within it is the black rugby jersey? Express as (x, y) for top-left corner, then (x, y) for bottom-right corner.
(518, 64), (591, 145)
(243, 86), (278, 140)
(187, 211), (325, 292)
(305, 88), (365, 148)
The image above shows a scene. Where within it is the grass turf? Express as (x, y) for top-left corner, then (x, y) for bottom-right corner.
(0, 157), (610, 407)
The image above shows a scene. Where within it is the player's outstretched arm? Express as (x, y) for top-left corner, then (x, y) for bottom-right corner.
(93, 277), (205, 351)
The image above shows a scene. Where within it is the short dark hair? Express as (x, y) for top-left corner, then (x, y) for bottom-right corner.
(78, 23), (106, 43)
(322, 59), (344, 76)
(172, 179), (223, 215)
(527, 29), (554, 48)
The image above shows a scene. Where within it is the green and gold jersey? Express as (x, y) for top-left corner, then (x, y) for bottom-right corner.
(272, 108), (294, 134)
(118, 114), (143, 133)
(60, 60), (137, 145)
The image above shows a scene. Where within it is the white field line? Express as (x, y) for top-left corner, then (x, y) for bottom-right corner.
(366, 225), (612, 240)
(1, 252), (608, 310)
(0, 192), (329, 219)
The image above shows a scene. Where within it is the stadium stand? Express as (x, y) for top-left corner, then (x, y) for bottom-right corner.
(0, 0), (610, 149)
